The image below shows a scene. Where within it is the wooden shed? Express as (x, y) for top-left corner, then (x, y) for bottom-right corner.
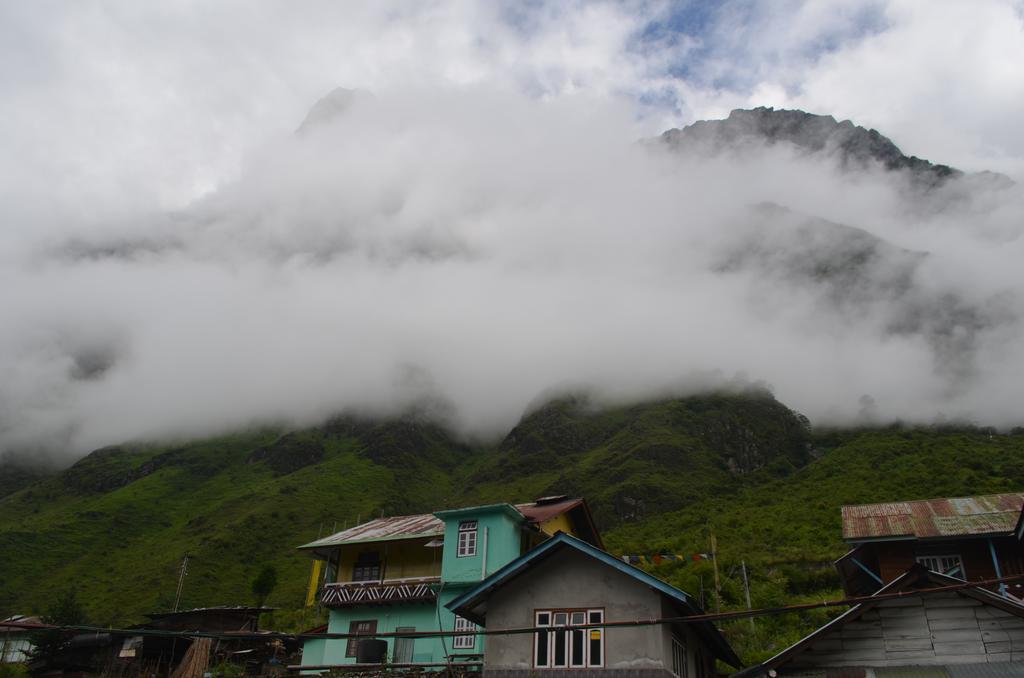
(736, 565), (1024, 678)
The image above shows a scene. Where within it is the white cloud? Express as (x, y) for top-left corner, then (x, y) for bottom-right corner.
(2, 1), (1024, 459)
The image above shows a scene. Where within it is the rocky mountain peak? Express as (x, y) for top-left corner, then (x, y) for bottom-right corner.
(661, 106), (962, 188)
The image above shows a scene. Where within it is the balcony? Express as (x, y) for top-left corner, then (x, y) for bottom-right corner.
(320, 576), (441, 608)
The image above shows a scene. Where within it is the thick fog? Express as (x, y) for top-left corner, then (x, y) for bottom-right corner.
(2, 86), (1024, 458)
(3, 1), (1024, 460)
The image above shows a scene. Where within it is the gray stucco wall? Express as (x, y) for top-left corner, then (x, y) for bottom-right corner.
(480, 548), (707, 678)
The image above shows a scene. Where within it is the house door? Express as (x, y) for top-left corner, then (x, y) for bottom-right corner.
(393, 627), (415, 664)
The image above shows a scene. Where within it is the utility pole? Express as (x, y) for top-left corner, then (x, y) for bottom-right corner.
(741, 560), (754, 631)
(173, 552), (191, 612)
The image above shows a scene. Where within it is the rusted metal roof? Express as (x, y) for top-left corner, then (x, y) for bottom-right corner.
(515, 497), (583, 524)
(299, 497), (590, 550)
(299, 513), (444, 549)
(842, 492), (1024, 542)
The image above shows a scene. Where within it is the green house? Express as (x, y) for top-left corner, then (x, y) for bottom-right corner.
(296, 496), (601, 672)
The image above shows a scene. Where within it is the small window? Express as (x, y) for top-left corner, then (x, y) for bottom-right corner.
(533, 608), (603, 669)
(345, 619), (377, 657)
(352, 552), (381, 582)
(671, 636), (688, 678)
(916, 554), (965, 578)
(457, 521), (478, 558)
(453, 616), (476, 649)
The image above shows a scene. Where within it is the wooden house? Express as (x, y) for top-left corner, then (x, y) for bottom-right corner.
(735, 564), (1024, 678)
(836, 493), (1024, 598)
(447, 532), (742, 678)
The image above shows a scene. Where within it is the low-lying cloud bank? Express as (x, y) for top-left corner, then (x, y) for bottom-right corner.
(2, 88), (1024, 460)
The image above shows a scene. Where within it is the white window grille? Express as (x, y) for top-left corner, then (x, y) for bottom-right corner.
(457, 521), (478, 558)
(533, 609), (603, 668)
(671, 637), (688, 678)
(453, 616), (476, 649)
(916, 554), (965, 578)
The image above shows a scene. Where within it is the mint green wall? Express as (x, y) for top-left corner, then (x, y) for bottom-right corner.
(438, 506), (524, 584)
(316, 604), (440, 666)
(299, 505), (527, 670)
(299, 638), (326, 674)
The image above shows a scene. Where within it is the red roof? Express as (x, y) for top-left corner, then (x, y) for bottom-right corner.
(515, 497), (584, 524)
(842, 492), (1024, 541)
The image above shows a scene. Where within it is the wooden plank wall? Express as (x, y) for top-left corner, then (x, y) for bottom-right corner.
(790, 593), (1024, 668)
(874, 538), (1024, 587)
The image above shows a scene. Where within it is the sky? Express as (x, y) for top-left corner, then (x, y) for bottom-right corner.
(2, 0), (1024, 460)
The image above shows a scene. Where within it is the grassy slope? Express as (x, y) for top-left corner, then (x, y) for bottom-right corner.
(3, 397), (1024, 665)
(607, 428), (1024, 662)
(0, 426), (462, 624)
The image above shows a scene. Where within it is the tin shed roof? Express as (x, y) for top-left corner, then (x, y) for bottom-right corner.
(299, 497), (600, 551)
(842, 492), (1024, 542)
(298, 513), (444, 549)
(514, 496), (583, 523)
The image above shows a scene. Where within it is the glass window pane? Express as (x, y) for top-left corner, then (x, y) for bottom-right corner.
(554, 628), (567, 666)
(590, 631), (602, 667)
(535, 630), (549, 667)
(571, 612), (586, 625)
(589, 610), (603, 624)
(537, 612), (551, 625)
(553, 612), (568, 626)
(571, 629), (585, 666)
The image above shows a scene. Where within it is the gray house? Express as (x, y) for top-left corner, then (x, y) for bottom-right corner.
(447, 532), (741, 678)
(736, 564), (1024, 678)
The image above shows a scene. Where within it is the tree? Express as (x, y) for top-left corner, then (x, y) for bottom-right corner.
(31, 587), (88, 661)
(250, 565), (278, 608)
(42, 587), (88, 627)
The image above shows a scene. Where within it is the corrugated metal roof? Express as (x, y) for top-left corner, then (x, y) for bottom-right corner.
(299, 513), (444, 549)
(515, 497), (583, 524)
(842, 492), (1024, 541)
(299, 497), (589, 550)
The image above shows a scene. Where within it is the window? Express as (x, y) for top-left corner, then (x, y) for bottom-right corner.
(453, 616), (477, 649)
(916, 554), (965, 578)
(457, 521), (478, 558)
(1, 638), (32, 663)
(345, 619), (378, 657)
(671, 637), (688, 678)
(393, 627), (415, 664)
(352, 552), (381, 582)
(534, 609), (603, 668)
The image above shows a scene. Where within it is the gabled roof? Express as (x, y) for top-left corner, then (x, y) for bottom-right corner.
(842, 492), (1024, 542)
(446, 532), (741, 668)
(515, 496), (604, 549)
(733, 565), (1024, 678)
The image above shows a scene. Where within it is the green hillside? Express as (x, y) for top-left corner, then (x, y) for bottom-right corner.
(2, 392), (1024, 665)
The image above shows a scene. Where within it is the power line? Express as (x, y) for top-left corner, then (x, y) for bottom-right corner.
(5, 572), (1024, 642)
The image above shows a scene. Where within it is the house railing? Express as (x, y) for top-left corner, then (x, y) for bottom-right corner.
(320, 576), (441, 607)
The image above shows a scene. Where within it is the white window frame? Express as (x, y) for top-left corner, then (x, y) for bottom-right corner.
(457, 521), (478, 558)
(453, 616), (477, 649)
(533, 608), (604, 669)
(671, 636), (688, 678)
(916, 554), (965, 578)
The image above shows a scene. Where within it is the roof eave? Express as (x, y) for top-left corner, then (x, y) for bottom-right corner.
(434, 503), (524, 522)
(297, 531), (444, 550)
